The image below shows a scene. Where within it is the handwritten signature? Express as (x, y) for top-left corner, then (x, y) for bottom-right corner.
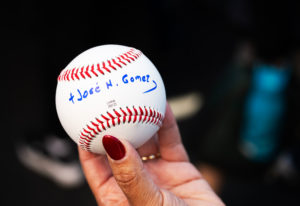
(68, 73), (157, 104)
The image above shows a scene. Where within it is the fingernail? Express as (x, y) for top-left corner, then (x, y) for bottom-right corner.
(102, 135), (126, 160)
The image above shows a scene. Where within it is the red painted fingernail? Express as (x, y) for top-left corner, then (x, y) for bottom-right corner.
(102, 135), (126, 160)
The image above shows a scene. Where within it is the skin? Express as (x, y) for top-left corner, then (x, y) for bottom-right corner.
(78, 104), (225, 206)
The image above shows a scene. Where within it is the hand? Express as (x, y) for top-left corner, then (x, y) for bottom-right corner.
(78, 104), (225, 206)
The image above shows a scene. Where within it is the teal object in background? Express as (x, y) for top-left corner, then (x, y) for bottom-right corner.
(240, 63), (291, 162)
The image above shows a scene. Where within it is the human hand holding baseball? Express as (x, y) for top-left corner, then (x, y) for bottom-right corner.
(79, 104), (225, 206)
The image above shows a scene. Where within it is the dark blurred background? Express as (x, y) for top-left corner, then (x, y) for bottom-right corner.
(2, 0), (300, 205)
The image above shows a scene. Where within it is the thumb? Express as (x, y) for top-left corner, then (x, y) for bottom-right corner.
(102, 135), (162, 206)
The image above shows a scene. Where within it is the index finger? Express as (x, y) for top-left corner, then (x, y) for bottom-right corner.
(158, 103), (189, 162)
(78, 147), (112, 194)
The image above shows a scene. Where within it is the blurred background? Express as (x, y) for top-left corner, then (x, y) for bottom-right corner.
(2, 0), (300, 205)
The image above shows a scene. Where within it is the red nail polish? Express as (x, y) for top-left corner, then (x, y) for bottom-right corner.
(102, 135), (126, 160)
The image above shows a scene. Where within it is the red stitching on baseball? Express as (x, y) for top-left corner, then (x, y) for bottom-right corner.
(107, 112), (116, 126)
(101, 114), (111, 128)
(108, 60), (117, 70)
(96, 118), (106, 130)
(133, 107), (138, 123)
(57, 48), (142, 81)
(78, 106), (163, 151)
(120, 107), (127, 123)
(102, 62), (110, 73)
(90, 65), (98, 77)
(91, 121), (101, 132)
(62, 70), (67, 81)
(83, 128), (92, 136)
(128, 51), (138, 59)
(71, 68), (75, 80)
(117, 56), (127, 66)
(112, 58), (122, 68)
(121, 55), (131, 63)
(113, 109), (122, 125)
(65, 70), (70, 81)
(74, 68), (80, 80)
(97, 63), (104, 75)
(124, 53), (135, 61)
(80, 66), (85, 79)
(139, 106), (144, 122)
(85, 65), (92, 78)
(148, 108), (153, 123)
(143, 107), (148, 123)
(87, 125), (97, 136)
(81, 131), (88, 137)
(127, 107), (133, 123)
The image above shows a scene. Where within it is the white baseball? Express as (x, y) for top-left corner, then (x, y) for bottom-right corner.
(55, 44), (166, 154)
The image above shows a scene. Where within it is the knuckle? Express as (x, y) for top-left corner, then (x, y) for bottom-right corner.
(114, 170), (138, 188)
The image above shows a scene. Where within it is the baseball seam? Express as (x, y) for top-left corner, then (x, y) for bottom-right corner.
(79, 106), (164, 151)
(57, 48), (142, 81)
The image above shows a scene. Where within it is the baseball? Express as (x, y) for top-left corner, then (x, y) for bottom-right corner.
(55, 44), (166, 154)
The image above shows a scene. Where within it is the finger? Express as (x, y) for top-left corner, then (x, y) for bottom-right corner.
(158, 103), (189, 162)
(78, 147), (112, 194)
(102, 135), (163, 206)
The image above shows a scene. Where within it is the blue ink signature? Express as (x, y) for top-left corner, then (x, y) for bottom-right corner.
(68, 73), (158, 104)
(122, 74), (150, 84)
(122, 74), (157, 93)
(69, 82), (101, 104)
(143, 80), (157, 93)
